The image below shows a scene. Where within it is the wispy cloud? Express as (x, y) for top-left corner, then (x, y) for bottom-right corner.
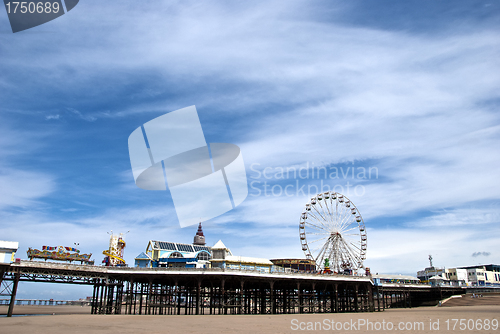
(0, 168), (56, 209)
(45, 114), (60, 120)
(67, 108), (97, 122)
(472, 251), (491, 257)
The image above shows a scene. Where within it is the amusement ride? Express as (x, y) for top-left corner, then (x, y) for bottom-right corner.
(299, 192), (367, 273)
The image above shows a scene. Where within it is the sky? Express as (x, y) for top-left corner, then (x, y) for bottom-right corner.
(0, 0), (499, 300)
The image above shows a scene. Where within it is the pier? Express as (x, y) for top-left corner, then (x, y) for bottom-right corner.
(1, 261), (374, 316)
(1, 261), (470, 317)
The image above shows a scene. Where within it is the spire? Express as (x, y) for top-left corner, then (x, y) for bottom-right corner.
(193, 222), (206, 246)
(196, 222), (204, 237)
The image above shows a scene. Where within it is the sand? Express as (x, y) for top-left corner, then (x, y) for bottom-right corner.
(1, 304), (499, 333)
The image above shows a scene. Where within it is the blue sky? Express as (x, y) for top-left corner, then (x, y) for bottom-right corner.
(1, 0), (499, 299)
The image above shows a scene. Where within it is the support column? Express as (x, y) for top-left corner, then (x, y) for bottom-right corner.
(221, 279), (227, 315)
(296, 283), (303, 314)
(196, 279), (201, 315)
(7, 272), (20, 317)
(139, 282), (144, 315)
(0, 267), (5, 287)
(367, 283), (374, 312)
(269, 281), (275, 314)
(175, 280), (181, 315)
(239, 280), (244, 315)
(334, 283), (338, 313)
(147, 279), (153, 315)
(209, 283), (214, 315)
(91, 280), (98, 314)
(354, 283), (359, 312)
(128, 279), (134, 315)
(311, 283), (316, 313)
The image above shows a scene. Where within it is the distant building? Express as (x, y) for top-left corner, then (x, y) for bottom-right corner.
(417, 266), (445, 282)
(417, 263), (500, 287)
(0, 241), (19, 264)
(445, 268), (468, 286)
(453, 265), (499, 286)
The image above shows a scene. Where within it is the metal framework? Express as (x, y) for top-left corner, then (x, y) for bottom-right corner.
(2, 262), (469, 316)
(1, 262), (374, 316)
(106, 275), (373, 315)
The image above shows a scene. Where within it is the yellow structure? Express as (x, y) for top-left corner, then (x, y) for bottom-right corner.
(102, 232), (126, 266)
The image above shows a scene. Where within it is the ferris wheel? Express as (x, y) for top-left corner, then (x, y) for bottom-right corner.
(299, 192), (367, 273)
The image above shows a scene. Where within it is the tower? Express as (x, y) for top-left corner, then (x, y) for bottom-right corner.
(193, 222), (206, 246)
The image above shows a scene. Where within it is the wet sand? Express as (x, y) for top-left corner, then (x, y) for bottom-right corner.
(0, 304), (91, 316)
(1, 304), (499, 334)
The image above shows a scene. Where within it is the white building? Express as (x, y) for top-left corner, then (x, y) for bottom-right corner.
(459, 264), (500, 286)
(467, 268), (486, 286)
(0, 241), (19, 264)
(445, 268), (468, 286)
(417, 266), (445, 282)
(210, 240), (275, 273)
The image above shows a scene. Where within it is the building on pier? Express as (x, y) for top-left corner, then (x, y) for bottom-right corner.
(0, 241), (19, 264)
(416, 266), (445, 282)
(270, 259), (316, 272)
(135, 223), (280, 272)
(210, 240), (275, 272)
(134, 252), (152, 268)
(137, 223), (212, 268)
(372, 274), (420, 286)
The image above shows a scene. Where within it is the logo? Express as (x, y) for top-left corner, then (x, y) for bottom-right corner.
(3, 0), (79, 33)
(128, 106), (248, 227)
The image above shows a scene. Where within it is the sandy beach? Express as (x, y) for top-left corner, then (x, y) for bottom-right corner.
(1, 303), (499, 334)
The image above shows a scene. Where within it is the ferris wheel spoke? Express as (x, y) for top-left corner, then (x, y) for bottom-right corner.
(307, 211), (331, 230)
(304, 220), (328, 232)
(347, 241), (361, 251)
(342, 238), (361, 263)
(337, 213), (351, 232)
(311, 205), (330, 226)
(306, 231), (329, 236)
(339, 216), (356, 233)
(307, 236), (329, 244)
(338, 208), (352, 228)
(313, 240), (330, 264)
(319, 200), (334, 230)
(341, 227), (358, 234)
(316, 200), (328, 221)
(323, 198), (334, 223)
(340, 224), (358, 234)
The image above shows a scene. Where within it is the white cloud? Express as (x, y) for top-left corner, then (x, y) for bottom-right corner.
(67, 108), (97, 122)
(45, 114), (60, 120)
(0, 168), (55, 209)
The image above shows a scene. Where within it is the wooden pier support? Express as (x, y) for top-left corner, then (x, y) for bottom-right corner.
(90, 274), (373, 315)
